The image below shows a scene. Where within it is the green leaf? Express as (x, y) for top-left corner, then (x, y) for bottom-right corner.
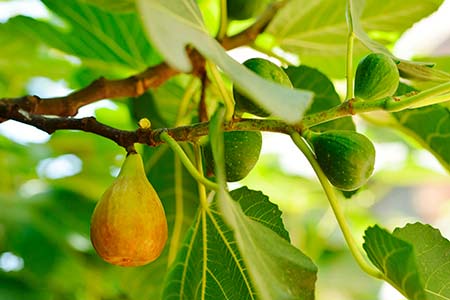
(397, 61), (450, 83)
(217, 190), (317, 300)
(363, 225), (425, 300)
(285, 65), (355, 131)
(363, 223), (450, 300)
(80, 0), (136, 13)
(265, 0), (444, 78)
(393, 83), (450, 172)
(136, 0), (313, 124)
(393, 223), (450, 300)
(231, 187), (290, 242)
(266, 0), (348, 56)
(9, 0), (160, 73)
(163, 187), (314, 300)
(394, 105), (450, 172)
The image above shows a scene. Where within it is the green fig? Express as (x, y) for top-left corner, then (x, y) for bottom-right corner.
(354, 53), (399, 101)
(233, 58), (293, 117)
(90, 153), (168, 267)
(203, 130), (262, 182)
(306, 130), (376, 191)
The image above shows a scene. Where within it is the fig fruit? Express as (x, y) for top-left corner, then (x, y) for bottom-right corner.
(90, 153), (168, 267)
(354, 53), (399, 101)
(233, 58), (293, 117)
(306, 130), (375, 191)
(203, 130), (262, 182)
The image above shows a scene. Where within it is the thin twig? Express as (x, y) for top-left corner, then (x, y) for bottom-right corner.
(221, 1), (286, 50)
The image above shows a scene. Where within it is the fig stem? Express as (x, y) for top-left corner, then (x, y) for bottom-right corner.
(206, 61), (235, 122)
(290, 131), (384, 280)
(194, 143), (210, 209)
(167, 156), (184, 266)
(302, 81), (450, 128)
(160, 131), (220, 191)
(383, 81), (450, 111)
(345, 30), (355, 100)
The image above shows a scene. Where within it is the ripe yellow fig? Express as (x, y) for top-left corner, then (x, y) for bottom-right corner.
(90, 152), (168, 267)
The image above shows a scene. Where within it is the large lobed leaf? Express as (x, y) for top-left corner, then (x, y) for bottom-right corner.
(363, 223), (450, 300)
(163, 187), (316, 300)
(136, 0), (314, 124)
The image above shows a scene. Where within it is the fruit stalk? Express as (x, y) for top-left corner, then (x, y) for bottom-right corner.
(290, 131), (383, 279)
(217, 0), (228, 40)
(160, 131), (219, 190)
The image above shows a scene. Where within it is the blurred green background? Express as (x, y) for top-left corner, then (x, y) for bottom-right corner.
(1, 0), (450, 299)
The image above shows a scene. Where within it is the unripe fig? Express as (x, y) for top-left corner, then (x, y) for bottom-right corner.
(306, 130), (376, 191)
(90, 153), (168, 267)
(354, 53), (399, 101)
(203, 130), (262, 182)
(233, 58), (293, 117)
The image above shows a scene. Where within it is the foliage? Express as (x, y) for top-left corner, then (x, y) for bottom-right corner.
(0, 0), (449, 300)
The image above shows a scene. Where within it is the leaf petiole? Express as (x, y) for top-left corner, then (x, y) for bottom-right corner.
(345, 32), (355, 100)
(384, 81), (450, 111)
(206, 61), (235, 121)
(290, 131), (383, 279)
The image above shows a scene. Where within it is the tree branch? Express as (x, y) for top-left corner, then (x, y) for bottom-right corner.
(0, 49), (205, 118)
(0, 2), (283, 122)
(0, 6), (289, 146)
(0, 100), (297, 148)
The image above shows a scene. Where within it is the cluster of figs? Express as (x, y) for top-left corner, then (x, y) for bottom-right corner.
(89, 52), (400, 266)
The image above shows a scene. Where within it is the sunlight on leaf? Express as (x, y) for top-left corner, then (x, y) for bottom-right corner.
(163, 186), (316, 300)
(217, 190), (317, 300)
(9, 0), (160, 72)
(266, 0), (447, 79)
